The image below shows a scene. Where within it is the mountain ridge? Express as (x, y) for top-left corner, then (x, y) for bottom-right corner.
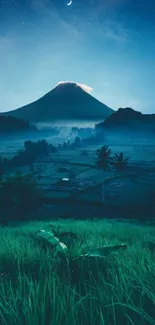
(95, 107), (155, 135)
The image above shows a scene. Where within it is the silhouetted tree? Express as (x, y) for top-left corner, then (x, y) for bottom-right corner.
(74, 136), (81, 147)
(24, 139), (49, 157)
(72, 127), (79, 135)
(48, 143), (57, 153)
(63, 141), (67, 148)
(112, 152), (129, 175)
(96, 145), (113, 170)
(96, 145), (113, 201)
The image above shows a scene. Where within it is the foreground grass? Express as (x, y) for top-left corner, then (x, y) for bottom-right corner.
(0, 219), (155, 325)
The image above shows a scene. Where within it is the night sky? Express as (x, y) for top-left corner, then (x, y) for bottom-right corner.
(0, 0), (155, 113)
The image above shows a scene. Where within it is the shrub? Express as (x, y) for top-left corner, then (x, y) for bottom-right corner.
(0, 172), (43, 222)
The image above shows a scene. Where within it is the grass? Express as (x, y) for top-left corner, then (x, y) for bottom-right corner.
(0, 219), (155, 325)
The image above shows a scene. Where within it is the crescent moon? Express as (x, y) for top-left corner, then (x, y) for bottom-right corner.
(67, 0), (72, 6)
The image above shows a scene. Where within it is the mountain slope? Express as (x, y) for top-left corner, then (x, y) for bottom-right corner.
(95, 107), (155, 135)
(0, 115), (37, 134)
(2, 82), (113, 122)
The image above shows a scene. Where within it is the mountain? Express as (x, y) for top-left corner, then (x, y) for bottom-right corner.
(1, 82), (113, 122)
(95, 107), (155, 135)
(0, 115), (37, 136)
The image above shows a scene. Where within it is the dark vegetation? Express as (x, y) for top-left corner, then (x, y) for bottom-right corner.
(61, 133), (105, 150)
(0, 115), (37, 136)
(96, 146), (129, 173)
(71, 126), (94, 138)
(0, 173), (42, 224)
(0, 114), (60, 140)
(37, 125), (60, 136)
(0, 139), (56, 170)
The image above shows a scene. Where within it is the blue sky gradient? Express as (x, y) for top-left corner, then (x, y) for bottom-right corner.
(0, 0), (155, 113)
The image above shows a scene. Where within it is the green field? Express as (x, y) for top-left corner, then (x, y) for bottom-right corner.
(0, 219), (155, 325)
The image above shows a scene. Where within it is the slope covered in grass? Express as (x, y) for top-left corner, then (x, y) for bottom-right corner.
(0, 219), (155, 325)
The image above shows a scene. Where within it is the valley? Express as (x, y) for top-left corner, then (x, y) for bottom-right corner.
(1, 127), (155, 219)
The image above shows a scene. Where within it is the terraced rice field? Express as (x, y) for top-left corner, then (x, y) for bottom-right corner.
(1, 134), (155, 208)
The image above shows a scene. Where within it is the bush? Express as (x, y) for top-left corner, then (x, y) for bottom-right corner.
(0, 172), (43, 222)
(2, 140), (50, 170)
(24, 139), (49, 157)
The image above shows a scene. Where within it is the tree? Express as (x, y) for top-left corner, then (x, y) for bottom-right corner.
(63, 141), (67, 148)
(24, 139), (49, 157)
(0, 172), (43, 223)
(74, 136), (81, 147)
(72, 127), (79, 136)
(112, 152), (129, 175)
(48, 143), (57, 153)
(96, 145), (113, 170)
(96, 145), (113, 201)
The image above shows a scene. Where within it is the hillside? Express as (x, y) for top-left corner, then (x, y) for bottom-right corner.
(1, 82), (113, 122)
(0, 115), (37, 135)
(95, 107), (155, 135)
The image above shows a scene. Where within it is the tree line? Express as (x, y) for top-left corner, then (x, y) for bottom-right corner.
(0, 139), (57, 174)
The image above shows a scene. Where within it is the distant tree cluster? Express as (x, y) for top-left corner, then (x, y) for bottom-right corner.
(70, 126), (105, 146)
(38, 126), (60, 137)
(71, 127), (94, 139)
(83, 132), (105, 145)
(60, 133), (105, 150)
(59, 137), (83, 150)
(74, 136), (82, 147)
(0, 139), (57, 171)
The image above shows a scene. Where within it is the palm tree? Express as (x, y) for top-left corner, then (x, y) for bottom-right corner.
(96, 145), (113, 201)
(112, 152), (129, 176)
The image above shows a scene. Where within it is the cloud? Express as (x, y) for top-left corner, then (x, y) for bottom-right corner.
(57, 81), (93, 93)
(78, 83), (93, 93)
